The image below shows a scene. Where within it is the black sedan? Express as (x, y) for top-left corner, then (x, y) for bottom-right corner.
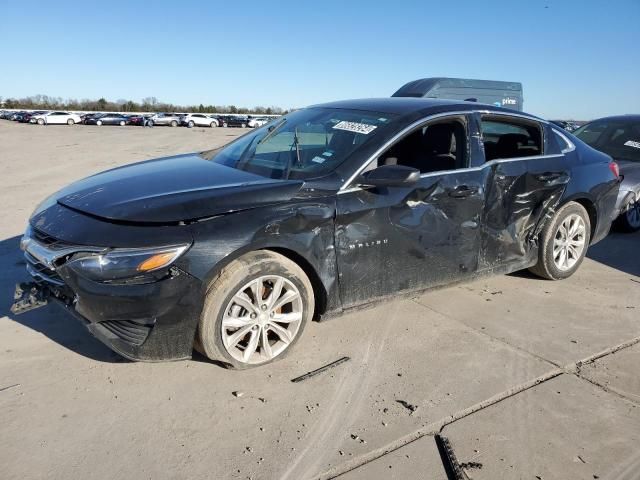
(85, 113), (129, 126)
(13, 98), (620, 368)
(574, 115), (640, 231)
(221, 115), (249, 128)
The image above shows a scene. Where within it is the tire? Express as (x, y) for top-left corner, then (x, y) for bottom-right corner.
(614, 199), (640, 233)
(67, 119), (74, 125)
(119, 120), (125, 126)
(170, 120), (178, 127)
(241, 123), (246, 128)
(197, 250), (314, 370)
(210, 122), (217, 128)
(37, 118), (44, 125)
(188, 121), (195, 128)
(147, 120), (154, 127)
(529, 202), (591, 280)
(96, 120), (103, 126)
(222, 122), (227, 128)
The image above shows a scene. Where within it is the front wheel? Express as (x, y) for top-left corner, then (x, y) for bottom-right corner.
(188, 121), (195, 128)
(119, 120), (125, 126)
(615, 199), (640, 232)
(170, 120), (178, 127)
(67, 119), (74, 125)
(529, 202), (591, 280)
(37, 118), (45, 125)
(210, 122), (217, 128)
(197, 251), (314, 369)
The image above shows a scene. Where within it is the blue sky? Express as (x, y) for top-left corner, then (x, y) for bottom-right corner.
(1, 0), (638, 119)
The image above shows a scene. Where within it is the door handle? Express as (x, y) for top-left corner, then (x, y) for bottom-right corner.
(535, 172), (568, 184)
(448, 185), (479, 198)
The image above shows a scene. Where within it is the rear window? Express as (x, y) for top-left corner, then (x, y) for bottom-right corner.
(480, 117), (543, 161)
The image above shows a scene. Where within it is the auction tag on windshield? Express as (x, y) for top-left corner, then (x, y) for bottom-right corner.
(624, 140), (640, 149)
(333, 121), (377, 135)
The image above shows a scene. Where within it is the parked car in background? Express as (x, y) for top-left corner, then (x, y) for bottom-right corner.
(85, 113), (129, 126)
(223, 115), (249, 128)
(19, 111), (48, 123)
(30, 111), (81, 125)
(181, 113), (219, 128)
(248, 117), (269, 128)
(574, 115), (640, 231)
(147, 113), (181, 127)
(12, 98), (620, 367)
(127, 114), (153, 126)
(10, 111), (27, 121)
(550, 120), (579, 133)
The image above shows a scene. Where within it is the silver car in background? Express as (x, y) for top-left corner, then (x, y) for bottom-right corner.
(574, 115), (640, 231)
(147, 112), (181, 127)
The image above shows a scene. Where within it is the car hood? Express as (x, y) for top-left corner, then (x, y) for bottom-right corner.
(48, 154), (304, 223)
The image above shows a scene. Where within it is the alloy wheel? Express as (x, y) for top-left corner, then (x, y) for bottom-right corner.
(553, 213), (586, 271)
(221, 275), (303, 365)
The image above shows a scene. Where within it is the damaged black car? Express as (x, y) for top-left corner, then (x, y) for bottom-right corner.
(13, 98), (621, 368)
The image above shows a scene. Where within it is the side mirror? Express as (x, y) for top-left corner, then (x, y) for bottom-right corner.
(358, 164), (421, 188)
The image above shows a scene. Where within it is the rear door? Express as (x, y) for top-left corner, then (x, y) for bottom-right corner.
(335, 114), (488, 308)
(477, 114), (572, 271)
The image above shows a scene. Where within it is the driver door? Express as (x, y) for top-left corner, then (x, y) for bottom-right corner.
(335, 114), (488, 308)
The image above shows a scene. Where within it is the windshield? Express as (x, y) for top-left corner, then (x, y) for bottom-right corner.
(574, 119), (640, 162)
(201, 107), (395, 180)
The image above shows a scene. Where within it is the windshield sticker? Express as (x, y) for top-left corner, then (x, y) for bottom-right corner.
(333, 121), (377, 135)
(311, 156), (326, 164)
(322, 151), (333, 157)
(624, 140), (640, 149)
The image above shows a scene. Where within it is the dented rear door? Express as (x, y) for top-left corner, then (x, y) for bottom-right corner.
(335, 169), (488, 309)
(479, 123), (572, 271)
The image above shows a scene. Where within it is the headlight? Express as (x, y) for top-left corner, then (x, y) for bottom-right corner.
(66, 244), (190, 281)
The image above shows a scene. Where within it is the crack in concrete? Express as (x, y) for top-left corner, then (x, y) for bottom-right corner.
(316, 335), (640, 480)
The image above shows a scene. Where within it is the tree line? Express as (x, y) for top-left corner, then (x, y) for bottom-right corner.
(0, 95), (287, 115)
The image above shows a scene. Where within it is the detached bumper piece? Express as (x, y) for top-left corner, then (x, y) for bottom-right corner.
(11, 282), (49, 315)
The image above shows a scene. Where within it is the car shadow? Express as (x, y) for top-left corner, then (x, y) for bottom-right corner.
(0, 234), (127, 363)
(587, 230), (640, 277)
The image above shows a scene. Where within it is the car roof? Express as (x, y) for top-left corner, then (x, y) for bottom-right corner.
(585, 114), (640, 123)
(310, 97), (535, 118)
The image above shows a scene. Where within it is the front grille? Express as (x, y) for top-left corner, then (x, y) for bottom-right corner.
(100, 320), (152, 346)
(31, 227), (74, 250)
(25, 251), (64, 286)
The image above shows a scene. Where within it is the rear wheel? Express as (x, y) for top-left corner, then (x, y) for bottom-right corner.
(197, 251), (314, 369)
(170, 120), (178, 127)
(241, 123), (247, 128)
(529, 202), (591, 280)
(67, 119), (74, 125)
(96, 120), (103, 126)
(37, 118), (44, 125)
(615, 199), (640, 232)
(147, 120), (154, 127)
(210, 121), (217, 128)
(119, 120), (125, 126)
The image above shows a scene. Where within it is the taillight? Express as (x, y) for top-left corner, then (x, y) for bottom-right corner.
(609, 161), (620, 178)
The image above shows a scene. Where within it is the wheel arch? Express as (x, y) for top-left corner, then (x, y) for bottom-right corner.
(199, 243), (329, 319)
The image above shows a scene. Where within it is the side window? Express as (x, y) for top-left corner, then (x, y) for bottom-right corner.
(481, 117), (543, 161)
(378, 117), (468, 174)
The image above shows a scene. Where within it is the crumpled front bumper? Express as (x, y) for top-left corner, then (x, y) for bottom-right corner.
(15, 230), (205, 362)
